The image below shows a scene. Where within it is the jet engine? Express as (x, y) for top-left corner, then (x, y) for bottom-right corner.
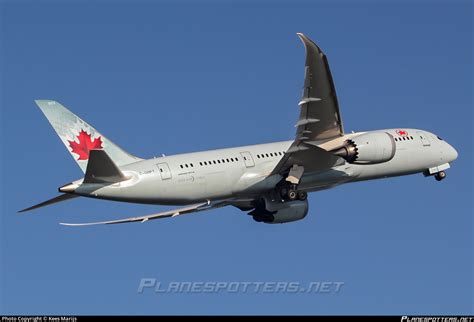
(331, 132), (396, 164)
(249, 199), (308, 224)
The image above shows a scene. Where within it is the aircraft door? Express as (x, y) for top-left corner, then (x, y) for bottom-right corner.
(417, 131), (431, 147)
(240, 151), (255, 168)
(156, 162), (172, 180)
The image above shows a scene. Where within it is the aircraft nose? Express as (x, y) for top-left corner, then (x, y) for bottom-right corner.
(446, 143), (458, 162)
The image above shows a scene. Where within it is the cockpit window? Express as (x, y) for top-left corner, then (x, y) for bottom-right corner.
(437, 136), (443, 141)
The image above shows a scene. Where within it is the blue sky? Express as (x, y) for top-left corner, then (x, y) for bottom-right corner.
(1, 0), (472, 315)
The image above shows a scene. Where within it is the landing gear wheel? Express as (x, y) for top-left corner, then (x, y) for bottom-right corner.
(435, 171), (446, 181)
(297, 191), (307, 201)
(280, 187), (289, 199)
(287, 189), (297, 201)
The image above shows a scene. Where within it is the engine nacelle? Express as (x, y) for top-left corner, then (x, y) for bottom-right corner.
(331, 132), (396, 164)
(250, 199), (308, 224)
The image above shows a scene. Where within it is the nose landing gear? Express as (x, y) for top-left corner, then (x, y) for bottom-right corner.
(424, 164), (450, 182)
(434, 171), (446, 181)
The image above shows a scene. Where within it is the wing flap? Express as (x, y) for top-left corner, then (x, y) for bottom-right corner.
(60, 201), (230, 227)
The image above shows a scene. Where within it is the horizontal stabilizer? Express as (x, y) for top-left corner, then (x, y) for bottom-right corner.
(18, 193), (79, 213)
(84, 150), (129, 184)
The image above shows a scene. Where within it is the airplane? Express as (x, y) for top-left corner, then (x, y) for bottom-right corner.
(19, 33), (458, 226)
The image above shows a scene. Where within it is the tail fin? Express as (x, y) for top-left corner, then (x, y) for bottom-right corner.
(35, 100), (142, 173)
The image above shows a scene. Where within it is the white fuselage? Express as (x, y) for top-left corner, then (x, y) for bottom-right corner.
(70, 128), (458, 205)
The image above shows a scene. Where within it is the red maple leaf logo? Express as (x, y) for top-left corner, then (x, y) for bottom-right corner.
(396, 130), (408, 136)
(68, 130), (103, 160)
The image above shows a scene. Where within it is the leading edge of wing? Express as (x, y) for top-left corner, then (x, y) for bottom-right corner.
(59, 201), (228, 227)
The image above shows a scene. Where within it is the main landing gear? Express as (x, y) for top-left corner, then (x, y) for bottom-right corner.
(434, 171), (447, 181)
(278, 164), (307, 201)
(279, 184), (307, 201)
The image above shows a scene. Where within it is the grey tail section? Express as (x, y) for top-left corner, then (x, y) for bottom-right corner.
(84, 150), (129, 183)
(35, 100), (142, 173)
(18, 194), (79, 213)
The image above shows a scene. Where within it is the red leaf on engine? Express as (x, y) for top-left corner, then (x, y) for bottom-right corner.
(68, 130), (103, 160)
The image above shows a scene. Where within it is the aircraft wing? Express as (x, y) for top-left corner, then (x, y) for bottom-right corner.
(295, 33), (343, 142)
(60, 200), (229, 227)
(271, 34), (345, 176)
